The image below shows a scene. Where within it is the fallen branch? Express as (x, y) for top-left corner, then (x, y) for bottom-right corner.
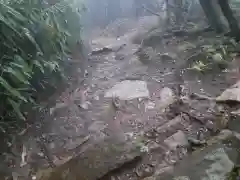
(181, 111), (205, 124)
(141, 4), (161, 16)
(163, 26), (215, 39)
(91, 47), (113, 55)
(38, 135), (56, 168)
(190, 93), (215, 101)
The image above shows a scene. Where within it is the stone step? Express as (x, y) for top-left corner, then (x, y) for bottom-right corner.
(36, 137), (142, 180)
(155, 130), (240, 180)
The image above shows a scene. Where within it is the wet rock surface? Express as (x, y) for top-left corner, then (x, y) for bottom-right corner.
(160, 134), (240, 180)
(164, 130), (189, 149)
(2, 16), (240, 180)
(37, 137), (142, 180)
(104, 80), (150, 100)
(216, 81), (240, 102)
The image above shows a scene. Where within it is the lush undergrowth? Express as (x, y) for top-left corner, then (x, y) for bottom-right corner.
(0, 0), (83, 133)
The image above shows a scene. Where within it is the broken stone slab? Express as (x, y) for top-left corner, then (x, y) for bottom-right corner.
(158, 52), (177, 61)
(91, 47), (113, 55)
(226, 115), (240, 134)
(216, 81), (240, 102)
(105, 80), (149, 100)
(164, 131), (189, 150)
(157, 87), (176, 112)
(36, 137), (142, 180)
(229, 109), (240, 133)
(91, 37), (126, 54)
(158, 132), (240, 180)
(156, 115), (182, 133)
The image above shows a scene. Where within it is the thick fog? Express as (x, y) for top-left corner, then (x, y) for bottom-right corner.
(82, 0), (165, 29)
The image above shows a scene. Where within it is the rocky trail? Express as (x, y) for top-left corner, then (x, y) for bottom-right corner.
(3, 16), (240, 180)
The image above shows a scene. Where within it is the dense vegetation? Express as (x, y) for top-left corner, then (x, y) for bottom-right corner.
(0, 0), (83, 132)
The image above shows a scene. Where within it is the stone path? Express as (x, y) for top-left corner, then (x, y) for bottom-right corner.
(4, 16), (240, 180)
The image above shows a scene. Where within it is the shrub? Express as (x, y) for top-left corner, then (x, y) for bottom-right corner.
(0, 0), (83, 132)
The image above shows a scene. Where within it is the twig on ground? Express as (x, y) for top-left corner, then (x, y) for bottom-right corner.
(143, 74), (162, 83)
(67, 135), (91, 155)
(38, 135), (56, 168)
(190, 93), (215, 101)
(185, 51), (202, 62)
(181, 111), (205, 124)
(141, 4), (161, 16)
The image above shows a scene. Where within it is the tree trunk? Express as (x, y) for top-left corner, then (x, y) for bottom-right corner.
(165, 0), (171, 25)
(173, 0), (183, 26)
(199, 0), (227, 33)
(134, 0), (144, 18)
(218, 0), (240, 40)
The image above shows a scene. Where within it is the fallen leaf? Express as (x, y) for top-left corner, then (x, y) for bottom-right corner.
(212, 53), (223, 62)
(12, 172), (19, 180)
(79, 101), (91, 109)
(20, 145), (27, 167)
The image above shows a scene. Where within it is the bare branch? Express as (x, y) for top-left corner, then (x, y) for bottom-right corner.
(141, 4), (161, 16)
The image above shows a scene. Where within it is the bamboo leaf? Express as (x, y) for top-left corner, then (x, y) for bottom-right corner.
(22, 27), (42, 52)
(5, 67), (29, 84)
(0, 1), (25, 21)
(0, 76), (27, 102)
(14, 55), (32, 73)
(10, 62), (24, 69)
(33, 60), (44, 73)
(7, 98), (26, 120)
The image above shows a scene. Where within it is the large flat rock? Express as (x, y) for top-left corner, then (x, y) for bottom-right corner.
(37, 137), (141, 180)
(158, 87), (176, 112)
(164, 130), (189, 150)
(105, 80), (149, 100)
(216, 81), (240, 102)
(91, 37), (126, 53)
(158, 134), (240, 180)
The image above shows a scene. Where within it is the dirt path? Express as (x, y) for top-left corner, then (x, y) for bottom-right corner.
(2, 16), (240, 180)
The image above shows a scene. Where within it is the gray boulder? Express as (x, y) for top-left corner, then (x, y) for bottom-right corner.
(158, 132), (240, 180)
(216, 81), (240, 102)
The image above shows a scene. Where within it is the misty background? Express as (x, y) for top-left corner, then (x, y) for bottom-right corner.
(81, 0), (165, 29)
